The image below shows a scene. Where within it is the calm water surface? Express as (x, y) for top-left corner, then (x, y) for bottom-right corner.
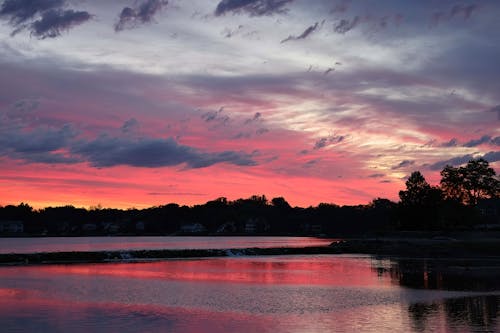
(1, 254), (499, 332)
(0, 236), (335, 254)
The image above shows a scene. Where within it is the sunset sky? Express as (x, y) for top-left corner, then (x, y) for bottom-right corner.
(0, 0), (499, 209)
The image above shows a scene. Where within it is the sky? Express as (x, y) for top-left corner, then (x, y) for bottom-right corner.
(0, 0), (499, 209)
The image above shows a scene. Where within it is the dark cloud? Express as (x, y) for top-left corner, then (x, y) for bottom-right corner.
(201, 107), (230, 126)
(441, 138), (458, 147)
(0, 0), (63, 25)
(489, 105), (500, 121)
(115, 0), (168, 32)
(313, 134), (345, 150)
(450, 4), (478, 20)
(430, 151), (500, 171)
(0, 121), (79, 164)
(281, 22), (319, 43)
(0, 102), (255, 169)
(483, 151), (500, 163)
(215, 0), (293, 17)
(368, 173), (385, 178)
(0, 0), (91, 38)
(391, 160), (414, 170)
(244, 112), (262, 124)
(121, 118), (140, 134)
(429, 154), (474, 170)
(431, 4), (479, 26)
(492, 137), (500, 146)
(72, 136), (256, 168)
(463, 135), (491, 147)
(334, 16), (359, 34)
(256, 128), (268, 135)
(31, 9), (92, 39)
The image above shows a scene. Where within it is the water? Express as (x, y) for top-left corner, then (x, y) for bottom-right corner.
(0, 254), (499, 332)
(0, 236), (335, 254)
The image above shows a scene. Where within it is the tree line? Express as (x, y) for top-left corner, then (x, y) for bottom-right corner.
(0, 158), (498, 236)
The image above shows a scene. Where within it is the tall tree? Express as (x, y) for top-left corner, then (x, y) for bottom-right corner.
(399, 171), (443, 230)
(399, 171), (441, 206)
(440, 158), (500, 205)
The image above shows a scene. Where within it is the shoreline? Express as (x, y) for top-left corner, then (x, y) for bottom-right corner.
(1, 237), (500, 265)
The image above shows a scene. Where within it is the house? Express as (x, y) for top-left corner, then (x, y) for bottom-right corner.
(244, 219), (257, 233)
(180, 223), (207, 234)
(216, 222), (236, 233)
(477, 198), (500, 224)
(102, 222), (120, 234)
(135, 221), (145, 231)
(0, 220), (24, 233)
(82, 223), (97, 232)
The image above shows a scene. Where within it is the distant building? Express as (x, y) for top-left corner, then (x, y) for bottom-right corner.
(477, 198), (500, 224)
(0, 221), (24, 233)
(82, 223), (97, 232)
(244, 219), (257, 233)
(244, 218), (270, 234)
(180, 223), (207, 234)
(102, 222), (120, 234)
(135, 221), (145, 231)
(217, 222), (236, 233)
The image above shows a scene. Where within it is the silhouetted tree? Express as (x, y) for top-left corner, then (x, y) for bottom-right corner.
(399, 171), (443, 229)
(440, 158), (500, 205)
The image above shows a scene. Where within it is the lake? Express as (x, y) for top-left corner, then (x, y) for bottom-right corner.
(1, 253), (499, 332)
(0, 236), (335, 254)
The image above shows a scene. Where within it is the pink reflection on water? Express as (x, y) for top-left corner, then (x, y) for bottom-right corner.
(0, 236), (336, 254)
(0, 288), (277, 333)
(0, 255), (390, 287)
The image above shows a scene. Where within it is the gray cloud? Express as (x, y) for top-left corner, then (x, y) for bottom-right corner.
(483, 151), (500, 163)
(489, 105), (500, 121)
(31, 9), (92, 39)
(115, 0), (168, 32)
(313, 134), (345, 150)
(368, 173), (385, 178)
(72, 136), (256, 168)
(334, 16), (360, 34)
(0, 0), (63, 25)
(492, 137), (500, 146)
(0, 120), (80, 164)
(463, 135), (491, 147)
(244, 112), (261, 124)
(429, 154), (474, 170)
(201, 107), (230, 126)
(430, 151), (500, 171)
(121, 118), (140, 134)
(281, 22), (319, 43)
(431, 4), (479, 27)
(441, 138), (458, 147)
(450, 4), (478, 20)
(215, 0), (293, 17)
(391, 160), (414, 170)
(0, 0), (91, 38)
(0, 102), (255, 169)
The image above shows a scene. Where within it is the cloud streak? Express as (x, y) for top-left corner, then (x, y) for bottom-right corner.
(215, 0), (293, 17)
(334, 16), (360, 34)
(72, 136), (256, 168)
(31, 9), (92, 39)
(115, 0), (168, 31)
(281, 22), (319, 43)
(0, 0), (91, 38)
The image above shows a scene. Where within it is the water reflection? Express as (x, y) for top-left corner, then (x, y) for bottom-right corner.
(408, 296), (500, 333)
(0, 255), (498, 332)
(0, 236), (335, 254)
(1, 255), (391, 286)
(371, 257), (500, 332)
(372, 257), (500, 291)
